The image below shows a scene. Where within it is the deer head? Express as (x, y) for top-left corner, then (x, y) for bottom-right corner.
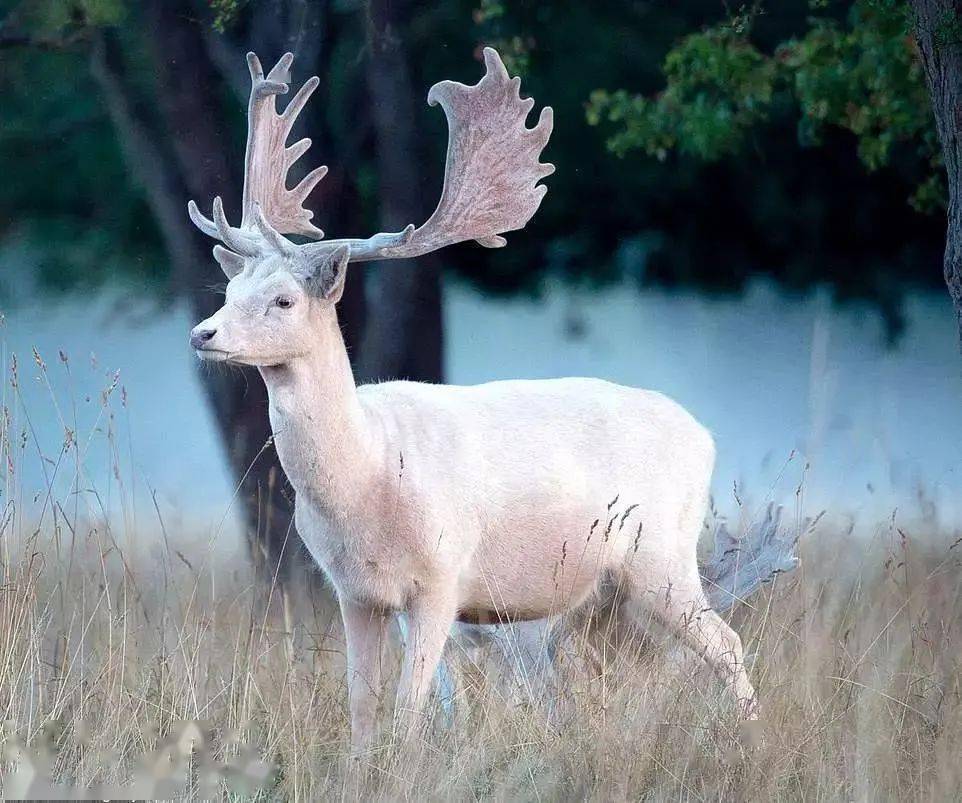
(188, 48), (554, 366)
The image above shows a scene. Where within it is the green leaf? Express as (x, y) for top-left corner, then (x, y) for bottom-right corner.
(587, 0), (939, 209)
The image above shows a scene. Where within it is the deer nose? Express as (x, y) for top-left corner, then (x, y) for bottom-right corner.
(190, 328), (217, 349)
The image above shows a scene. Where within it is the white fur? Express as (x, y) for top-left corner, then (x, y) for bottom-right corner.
(191, 258), (756, 751)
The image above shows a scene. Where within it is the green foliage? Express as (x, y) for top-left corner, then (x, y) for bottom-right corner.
(472, 0), (505, 24)
(587, 0), (944, 210)
(782, 2), (934, 181)
(14, 0), (123, 33)
(0, 1), (161, 297)
(473, 0), (531, 74)
(588, 27), (776, 160)
(209, 0), (248, 33)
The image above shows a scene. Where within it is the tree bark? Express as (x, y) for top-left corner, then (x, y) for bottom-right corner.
(912, 0), (962, 341)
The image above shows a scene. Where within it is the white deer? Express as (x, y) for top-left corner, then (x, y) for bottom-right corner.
(187, 49), (758, 751)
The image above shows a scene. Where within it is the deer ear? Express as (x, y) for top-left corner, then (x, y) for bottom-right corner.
(305, 244), (351, 302)
(212, 245), (246, 279)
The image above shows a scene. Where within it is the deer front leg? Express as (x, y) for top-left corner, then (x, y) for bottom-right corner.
(395, 589), (458, 733)
(339, 596), (389, 754)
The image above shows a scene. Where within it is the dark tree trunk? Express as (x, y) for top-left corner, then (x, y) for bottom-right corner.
(912, 0), (962, 341)
(360, 0), (444, 384)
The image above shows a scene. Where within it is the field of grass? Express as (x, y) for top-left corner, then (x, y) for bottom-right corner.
(2, 348), (962, 800)
(3, 512), (962, 800)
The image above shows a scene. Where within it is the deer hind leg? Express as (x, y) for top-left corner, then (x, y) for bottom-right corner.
(628, 565), (757, 718)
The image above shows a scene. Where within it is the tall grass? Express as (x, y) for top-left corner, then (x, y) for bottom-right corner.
(2, 342), (961, 800)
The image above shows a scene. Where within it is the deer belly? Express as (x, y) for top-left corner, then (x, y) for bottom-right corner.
(458, 557), (601, 621)
(458, 511), (611, 620)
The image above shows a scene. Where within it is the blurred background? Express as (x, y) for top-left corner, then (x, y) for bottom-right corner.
(2, 0), (960, 578)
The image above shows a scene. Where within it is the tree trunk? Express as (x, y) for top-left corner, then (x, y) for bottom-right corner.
(360, 0), (444, 384)
(912, 0), (962, 341)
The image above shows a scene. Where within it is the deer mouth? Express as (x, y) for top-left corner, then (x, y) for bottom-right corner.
(194, 347), (232, 363)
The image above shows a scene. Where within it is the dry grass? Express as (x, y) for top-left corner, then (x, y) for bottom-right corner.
(3, 521), (962, 800)
(3, 348), (962, 800)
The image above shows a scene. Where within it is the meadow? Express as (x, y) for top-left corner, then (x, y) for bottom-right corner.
(2, 346), (961, 801)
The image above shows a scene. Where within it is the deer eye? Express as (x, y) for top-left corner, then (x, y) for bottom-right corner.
(274, 296), (294, 310)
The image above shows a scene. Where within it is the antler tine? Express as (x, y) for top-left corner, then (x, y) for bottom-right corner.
(252, 202), (297, 257)
(241, 52), (327, 240)
(301, 225), (415, 264)
(316, 47), (553, 263)
(248, 51), (290, 93)
(212, 196), (260, 255)
(246, 51), (265, 81)
(187, 199), (219, 240)
(187, 198), (260, 256)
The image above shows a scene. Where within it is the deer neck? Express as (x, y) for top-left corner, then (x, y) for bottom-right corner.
(259, 312), (371, 512)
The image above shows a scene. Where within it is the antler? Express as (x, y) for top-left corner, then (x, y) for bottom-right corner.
(187, 48), (553, 268)
(187, 52), (326, 254)
(241, 52), (327, 237)
(309, 47), (554, 263)
(419, 47), (554, 252)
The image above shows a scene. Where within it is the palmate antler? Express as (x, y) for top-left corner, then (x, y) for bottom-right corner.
(188, 52), (327, 259)
(187, 47), (553, 270)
